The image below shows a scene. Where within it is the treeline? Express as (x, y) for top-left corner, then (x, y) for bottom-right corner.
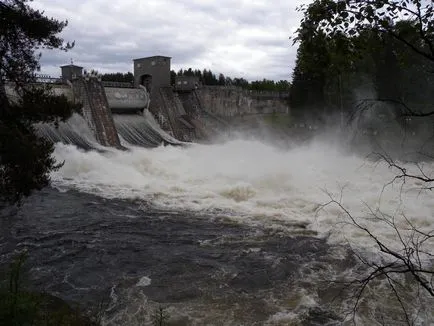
(290, 18), (434, 122)
(171, 68), (290, 91)
(100, 70), (289, 92)
(101, 72), (133, 83)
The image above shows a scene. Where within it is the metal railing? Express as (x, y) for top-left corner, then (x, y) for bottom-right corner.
(33, 74), (64, 84)
(5, 74), (64, 84)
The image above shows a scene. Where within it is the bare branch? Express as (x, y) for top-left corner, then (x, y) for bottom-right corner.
(319, 190), (434, 310)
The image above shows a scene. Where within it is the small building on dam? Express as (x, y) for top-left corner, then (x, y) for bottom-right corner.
(6, 56), (290, 148)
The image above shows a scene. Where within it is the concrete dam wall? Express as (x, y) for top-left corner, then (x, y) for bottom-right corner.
(195, 86), (289, 117)
(72, 78), (122, 148)
(4, 83), (149, 114)
(7, 77), (290, 148)
(15, 57), (292, 148)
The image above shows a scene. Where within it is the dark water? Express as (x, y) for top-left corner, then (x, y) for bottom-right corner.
(0, 188), (356, 325)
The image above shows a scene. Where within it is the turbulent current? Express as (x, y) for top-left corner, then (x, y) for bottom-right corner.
(52, 139), (434, 251)
(113, 110), (183, 147)
(1, 137), (433, 325)
(34, 110), (183, 150)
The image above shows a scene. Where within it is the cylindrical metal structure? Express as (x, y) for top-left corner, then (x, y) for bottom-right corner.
(104, 87), (150, 113)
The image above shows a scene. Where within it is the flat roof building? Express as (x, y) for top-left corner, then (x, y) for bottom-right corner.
(60, 64), (83, 82)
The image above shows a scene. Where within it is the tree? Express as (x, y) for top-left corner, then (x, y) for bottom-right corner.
(0, 0), (77, 205)
(170, 70), (176, 85)
(232, 77), (249, 88)
(294, 0), (434, 323)
(296, 0), (434, 62)
(275, 80), (290, 92)
(292, 1), (434, 123)
(290, 30), (353, 118)
(174, 66), (290, 90)
(218, 73), (225, 86)
(295, 0), (434, 130)
(101, 72), (133, 83)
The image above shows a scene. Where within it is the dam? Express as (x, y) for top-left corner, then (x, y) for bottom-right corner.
(7, 55), (290, 148)
(4, 60), (434, 325)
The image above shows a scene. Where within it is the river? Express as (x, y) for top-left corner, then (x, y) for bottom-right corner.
(1, 137), (433, 325)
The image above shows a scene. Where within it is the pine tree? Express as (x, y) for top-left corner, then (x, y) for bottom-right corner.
(0, 0), (77, 204)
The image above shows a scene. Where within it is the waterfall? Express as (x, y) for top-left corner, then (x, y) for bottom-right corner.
(35, 109), (185, 150)
(34, 113), (101, 151)
(113, 110), (184, 147)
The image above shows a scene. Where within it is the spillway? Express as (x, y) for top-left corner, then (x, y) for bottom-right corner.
(35, 110), (184, 150)
(113, 110), (183, 147)
(34, 113), (101, 151)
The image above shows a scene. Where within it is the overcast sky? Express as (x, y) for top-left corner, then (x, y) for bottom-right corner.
(33, 0), (308, 82)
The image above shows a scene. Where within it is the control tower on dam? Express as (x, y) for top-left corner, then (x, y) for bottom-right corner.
(6, 55), (290, 148)
(133, 56), (195, 141)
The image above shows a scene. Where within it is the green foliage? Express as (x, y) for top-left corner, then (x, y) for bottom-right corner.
(170, 69), (176, 85)
(289, 32), (331, 114)
(100, 72), (133, 83)
(295, 0), (434, 61)
(12, 85), (80, 124)
(290, 0), (434, 120)
(152, 306), (169, 326)
(0, 0), (76, 205)
(172, 68), (290, 91)
(201, 69), (224, 86)
(0, 122), (62, 204)
(0, 253), (98, 326)
(0, 0), (73, 86)
(250, 79), (290, 92)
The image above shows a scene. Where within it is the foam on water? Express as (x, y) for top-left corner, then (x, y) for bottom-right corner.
(136, 276), (152, 287)
(113, 110), (183, 147)
(50, 138), (434, 253)
(34, 113), (103, 151)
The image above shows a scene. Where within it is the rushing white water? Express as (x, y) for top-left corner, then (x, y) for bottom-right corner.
(34, 113), (102, 150)
(113, 110), (183, 147)
(50, 138), (434, 254)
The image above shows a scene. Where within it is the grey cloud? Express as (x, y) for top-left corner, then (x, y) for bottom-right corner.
(33, 0), (309, 81)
